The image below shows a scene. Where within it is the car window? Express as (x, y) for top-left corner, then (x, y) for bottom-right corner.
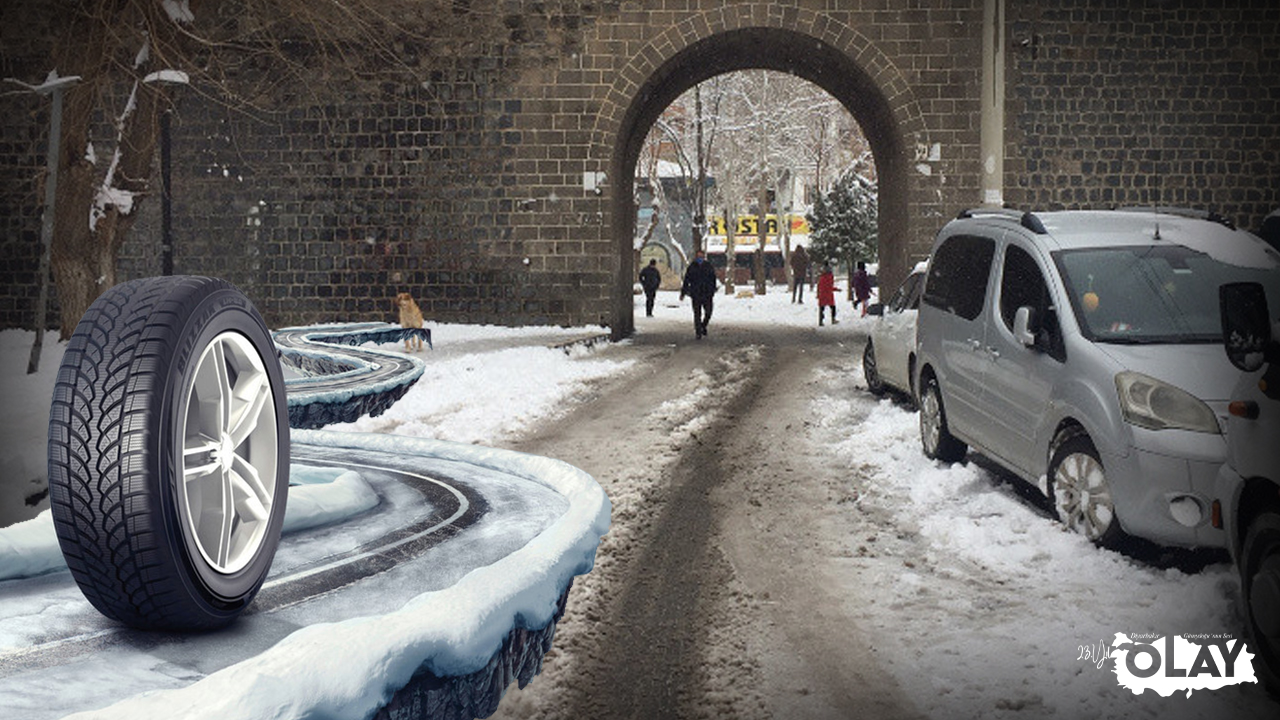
(886, 283), (908, 312)
(923, 234), (995, 321)
(887, 271), (923, 313)
(1056, 244), (1280, 344)
(904, 272), (924, 310)
(999, 245), (1049, 331)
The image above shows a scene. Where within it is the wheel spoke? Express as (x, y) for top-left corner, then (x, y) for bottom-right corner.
(228, 466), (269, 523)
(212, 340), (231, 437)
(228, 373), (269, 446)
(231, 453), (271, 512)
(218, 469), (235, 567)
(183, 461), (221, 480)
(182, 438), (220, 479)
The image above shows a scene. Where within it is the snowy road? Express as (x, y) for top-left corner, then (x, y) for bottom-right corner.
(489, 299), (1279, 720)
(492, 315), (923, 719)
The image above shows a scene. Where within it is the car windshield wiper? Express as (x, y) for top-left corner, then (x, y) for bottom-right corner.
(1095, 335), (1217, 345)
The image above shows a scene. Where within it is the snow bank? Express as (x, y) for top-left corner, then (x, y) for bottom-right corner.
(62, 430), (610, 720)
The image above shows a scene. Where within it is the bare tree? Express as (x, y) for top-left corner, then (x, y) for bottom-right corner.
(18, 0), (484, 338)
(707, 71), (819, 293)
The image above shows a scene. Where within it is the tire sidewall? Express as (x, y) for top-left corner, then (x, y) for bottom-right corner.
(158, 283), (290, 610)
(1242, 512), (1280, 693)
(921, 377), (943, 457)
(864, 340), (884, 394)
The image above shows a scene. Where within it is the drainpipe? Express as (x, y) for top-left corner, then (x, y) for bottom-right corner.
(981, 0), (1005, 208)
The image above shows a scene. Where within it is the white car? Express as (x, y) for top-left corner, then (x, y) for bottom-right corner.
(863, 260), (928, 400)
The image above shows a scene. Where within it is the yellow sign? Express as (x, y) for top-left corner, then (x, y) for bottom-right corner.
(708, 214), (810, 238)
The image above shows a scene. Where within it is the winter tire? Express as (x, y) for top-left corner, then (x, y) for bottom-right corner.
(48, 276), (289, 631)
(1048, 429), (1124, 548)
(1241, 511), (1280, 695)
(863, 340), (886, 396)
(919, 374), (967, 462)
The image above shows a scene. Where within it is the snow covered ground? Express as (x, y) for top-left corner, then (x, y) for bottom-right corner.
(1, 285), (1274, 719)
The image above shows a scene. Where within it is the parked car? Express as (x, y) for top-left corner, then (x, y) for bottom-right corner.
(914, 207), (1280, 549)
(1214, 281), (1280, 693)
(863, 260), (928, 400)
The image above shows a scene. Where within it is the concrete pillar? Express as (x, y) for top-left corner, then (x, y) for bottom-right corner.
(981, 0), (1005, 208)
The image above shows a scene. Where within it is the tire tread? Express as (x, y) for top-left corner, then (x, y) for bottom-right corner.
(48, 276), (259, 629)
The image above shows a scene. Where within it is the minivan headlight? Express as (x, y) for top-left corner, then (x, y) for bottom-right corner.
(1115, 371), (1220, 434)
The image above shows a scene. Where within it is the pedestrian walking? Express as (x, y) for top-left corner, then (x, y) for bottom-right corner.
(817, 263), (839, 326)
(639, 258), (661, 317)
(680, 249), (719, 339)
(790, 244), (809, 304)
(852, 261), (873, 317)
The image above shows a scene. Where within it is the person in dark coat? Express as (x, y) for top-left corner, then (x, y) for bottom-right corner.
(790, 244), (809, 304)
(639, 258), (662, 317)
(852, 260), (874, 317)
(817, 263), (840, 326)
(680, 249), (719, 339)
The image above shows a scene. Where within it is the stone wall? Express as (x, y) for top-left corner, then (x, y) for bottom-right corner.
(1005, 0), (1280, 227)
(1, 1), (1277, 335)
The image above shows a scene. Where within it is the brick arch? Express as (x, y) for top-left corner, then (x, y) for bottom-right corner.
(586, 8), (930, 338)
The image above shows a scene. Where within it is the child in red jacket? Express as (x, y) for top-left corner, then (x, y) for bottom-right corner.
(817, 264), (839, 325)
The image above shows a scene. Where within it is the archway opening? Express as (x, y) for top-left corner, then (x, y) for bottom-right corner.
(610, 27), (910, 337)
(632, 70), (873, 297)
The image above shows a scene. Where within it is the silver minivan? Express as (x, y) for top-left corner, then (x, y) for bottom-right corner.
(914, 207), (1280, 549)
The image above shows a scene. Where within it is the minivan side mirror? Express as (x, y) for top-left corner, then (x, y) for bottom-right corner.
(1013, 306), (1037, 347)
(1220, 282), (1273, 372)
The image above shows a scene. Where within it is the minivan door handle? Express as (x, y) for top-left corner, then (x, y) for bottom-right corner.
(967, 338), (981, 351)
(986, 346), (1000, 359)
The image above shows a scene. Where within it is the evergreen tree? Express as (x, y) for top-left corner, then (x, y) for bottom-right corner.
(806, 168), (878, 271)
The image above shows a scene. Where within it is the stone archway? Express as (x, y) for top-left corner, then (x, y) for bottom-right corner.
(592, 13), (931, 338)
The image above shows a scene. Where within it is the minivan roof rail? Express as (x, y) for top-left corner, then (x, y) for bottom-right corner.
(956, 207), (1047, 235)
(1113, 205), (1236, 230)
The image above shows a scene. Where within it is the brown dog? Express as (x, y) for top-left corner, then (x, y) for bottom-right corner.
(395, 292), (425, 351)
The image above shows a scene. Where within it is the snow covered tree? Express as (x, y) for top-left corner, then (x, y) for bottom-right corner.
(807, 159), (877, 292)
(686, 71), (868, 293)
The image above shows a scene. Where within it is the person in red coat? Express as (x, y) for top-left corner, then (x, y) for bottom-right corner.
(817, 263), (839, 326)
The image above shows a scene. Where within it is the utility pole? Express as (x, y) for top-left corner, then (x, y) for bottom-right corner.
(9, 73), (79, 374)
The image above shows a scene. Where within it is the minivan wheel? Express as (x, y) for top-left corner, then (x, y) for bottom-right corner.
(48, 276), (289, 631)
(1241, 511), (1280, 695)
(863, 340), (886, 396)
(1048, 430), (1123, 548)
(919, 375), (967, 462)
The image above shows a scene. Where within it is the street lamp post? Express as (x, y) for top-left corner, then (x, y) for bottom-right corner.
(7, 72), (79, 374)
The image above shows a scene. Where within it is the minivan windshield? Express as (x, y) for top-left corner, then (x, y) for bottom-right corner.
(1056, 244), (1280, 344)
